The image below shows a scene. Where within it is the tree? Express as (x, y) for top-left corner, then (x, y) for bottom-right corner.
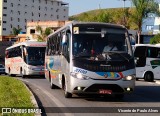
(36, 25), (52, 41)
(12, 27), (22, 35)
(131, 0), (159, 44)
(150, 34), (160, 44)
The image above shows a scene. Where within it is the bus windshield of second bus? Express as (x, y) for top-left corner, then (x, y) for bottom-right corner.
(24, 47), (45, 66)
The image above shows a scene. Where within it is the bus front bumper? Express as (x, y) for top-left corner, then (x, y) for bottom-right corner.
(69, 77), (135, 95)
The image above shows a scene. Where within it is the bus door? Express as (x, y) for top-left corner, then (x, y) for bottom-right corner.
(147, 47), (160, 78)
(61, 29), (71, 86)
(134, 46), (147, 77)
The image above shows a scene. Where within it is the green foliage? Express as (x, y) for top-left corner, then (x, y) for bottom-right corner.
(70, 0), (159, 30)
(35, 25), (52, 41)
(12, 27), (22, 35)
(150, 34), (160, 44)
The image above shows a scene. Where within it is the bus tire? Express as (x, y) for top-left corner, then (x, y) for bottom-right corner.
(8, 68), (15, 77)
(64, 84), (72, 98)
(144, 72), (154, 82)
(62, 77), (72, 98)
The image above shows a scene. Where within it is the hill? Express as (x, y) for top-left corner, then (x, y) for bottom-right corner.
(69, 8), (137, 30)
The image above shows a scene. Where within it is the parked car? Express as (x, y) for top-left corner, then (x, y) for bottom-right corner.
(0, 64), (6, 75)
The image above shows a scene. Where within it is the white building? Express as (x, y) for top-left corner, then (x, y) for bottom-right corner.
(0, 0), (68, 40)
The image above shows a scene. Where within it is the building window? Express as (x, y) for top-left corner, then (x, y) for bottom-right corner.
(39, 13), (40, 17)
(3, 21), (7, 23)
(39, 6), (40, 10)
(25, 19), (27, 22)
(3, 28), (6, 31)
(4, 0), (7, 3)
(45, 7), (47, 11)
(18, 18), (20, 22)
(18, 11), (20, 15)
(39, 0), (41, 3)
(32, 12), (34, 16)
(25, 12), (27, 14)
(25, 26), (26, 29)
(18, 4), (20, 6)
(10, 24), (12, 28)
(30, 29), (35, 34)
(11, 10), (13, 14)
(51, 8), (53, 10)
(51, 1), (53, 5)
(3, 14), (7, 16)
(57, 15), (59, 19)
(3, 7), (7, 9)
(11, 17), (13, 21)
(45, 0), (47, 4)
(11, 3), (13, 7)
(18, 25), (20, 29)
(56, 9), (59, 12)
(25, 5), (27, 7)
(33, 0), (34, 3)
(146, 25), (154, 31)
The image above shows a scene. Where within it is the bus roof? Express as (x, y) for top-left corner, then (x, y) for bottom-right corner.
(48, 21), (127, 38)
(6, 41), (46, 50)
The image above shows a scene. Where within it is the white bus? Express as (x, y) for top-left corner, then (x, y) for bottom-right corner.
(5, 41), (46, 78)
(45, 22), (136, 99)
(134, 44), (160, 82)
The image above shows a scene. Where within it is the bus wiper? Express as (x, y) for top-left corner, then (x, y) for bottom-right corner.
(103, 51), (130, 62)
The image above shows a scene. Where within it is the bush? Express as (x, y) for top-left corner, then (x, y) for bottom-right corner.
(150, 34), (160, 44)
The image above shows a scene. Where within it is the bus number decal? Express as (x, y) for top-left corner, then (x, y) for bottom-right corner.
(75, 68), (87, 74)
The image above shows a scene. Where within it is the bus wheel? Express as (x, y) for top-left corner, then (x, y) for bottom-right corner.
(62, 78), (72, 98)
(64, 84), (72, 98)
(8, 68), (14, 77)
(144, 72), (154, 82)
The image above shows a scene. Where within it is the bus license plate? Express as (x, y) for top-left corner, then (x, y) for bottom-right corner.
(99, 89), (112, 94)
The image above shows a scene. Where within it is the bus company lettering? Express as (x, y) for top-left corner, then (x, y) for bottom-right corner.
(11, 58), (22, 63)
(74, 68), (87, 74)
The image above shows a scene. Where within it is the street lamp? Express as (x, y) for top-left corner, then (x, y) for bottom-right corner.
(119, 0), (130, 26)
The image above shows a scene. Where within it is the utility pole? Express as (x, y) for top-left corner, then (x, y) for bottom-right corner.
(123, 0), (127, 26)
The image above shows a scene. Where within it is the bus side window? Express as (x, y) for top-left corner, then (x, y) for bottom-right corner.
(147, 47), (157, 58)
(62, 29), (70, 62)
(134, 46), (146, 67)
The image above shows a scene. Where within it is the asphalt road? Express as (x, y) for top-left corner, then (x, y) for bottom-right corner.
(16, 77), (160, 116)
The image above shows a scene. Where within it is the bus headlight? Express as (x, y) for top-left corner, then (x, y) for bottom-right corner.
(123, 75), (135, 81)
(71, 72), (90, 80)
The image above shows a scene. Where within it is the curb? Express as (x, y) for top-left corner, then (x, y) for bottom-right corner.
(22, 82), (41, 116)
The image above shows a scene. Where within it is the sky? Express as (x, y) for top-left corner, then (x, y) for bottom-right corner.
(62, 0), (160, 16)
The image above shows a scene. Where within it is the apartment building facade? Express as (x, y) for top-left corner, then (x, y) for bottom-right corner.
(0, 0), (69, 40)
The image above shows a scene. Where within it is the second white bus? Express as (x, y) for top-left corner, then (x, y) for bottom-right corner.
(5, 41), (46, 78)
(134, 44), (160, 81)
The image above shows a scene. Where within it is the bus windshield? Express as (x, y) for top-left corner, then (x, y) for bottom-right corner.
(26, 47), (45, 66)
(72, 31), (131, 61)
